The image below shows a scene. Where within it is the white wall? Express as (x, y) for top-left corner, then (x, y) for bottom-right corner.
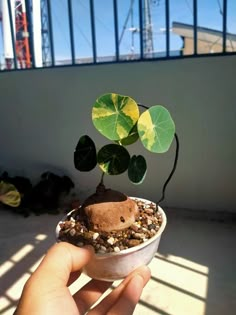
(0, 55), (235, 212)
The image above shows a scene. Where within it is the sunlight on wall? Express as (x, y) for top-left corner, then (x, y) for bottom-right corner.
(0, 234), (48, 315)
(138, 253), (209, 315)
(6, 273), (30, 301)
(0, 261), (14, 278)
(0, 297), (11, 312)
(11, 244), (34, 263)
(35, 234), (48, 241)
(0, 244), (34, 277)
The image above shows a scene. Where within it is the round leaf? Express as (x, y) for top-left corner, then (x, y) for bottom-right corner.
(97, 144), (130, 175)
(74, 135), (97, 171)
(138, 105), (175, 153)
(128, 155), (147, 184)
(117, 124), (139, 146)
(92, 93), (139, 141)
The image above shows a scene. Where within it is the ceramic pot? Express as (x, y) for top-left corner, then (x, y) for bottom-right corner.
(55, 197), (167, 281)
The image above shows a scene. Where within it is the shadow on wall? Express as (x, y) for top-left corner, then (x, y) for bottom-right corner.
(0, 215), (57, 314)
(153, 212), (236, 315)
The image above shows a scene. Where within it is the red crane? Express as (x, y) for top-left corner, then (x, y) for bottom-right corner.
(15, 0), (31, 68)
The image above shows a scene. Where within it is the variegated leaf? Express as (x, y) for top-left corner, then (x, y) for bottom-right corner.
(92, 93), (139, 141)
(138, 105), (175, 153)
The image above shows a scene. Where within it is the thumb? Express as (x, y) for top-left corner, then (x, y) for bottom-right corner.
(29, 242), (94, 288)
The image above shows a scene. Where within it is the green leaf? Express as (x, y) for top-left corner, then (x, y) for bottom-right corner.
(74, 135), (97, 171)
(128, 155), (147, 184)
(97, 144), (130, 175)
(0, 181), (21, 207)
(116, 124), (139, 146)
(92, 93), (139, 141)
(138, 105), (175, 153)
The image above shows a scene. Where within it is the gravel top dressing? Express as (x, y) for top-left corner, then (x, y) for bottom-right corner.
(58, 198), (163, 253)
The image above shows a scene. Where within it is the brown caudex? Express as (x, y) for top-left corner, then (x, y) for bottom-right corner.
(81, 183), (138, 232)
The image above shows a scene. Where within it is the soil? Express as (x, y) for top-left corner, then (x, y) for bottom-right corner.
(58, 198), (163, 254)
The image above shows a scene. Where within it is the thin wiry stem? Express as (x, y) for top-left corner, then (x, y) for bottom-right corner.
(157, 133), (179, 205)
(100, 172), (105, 185)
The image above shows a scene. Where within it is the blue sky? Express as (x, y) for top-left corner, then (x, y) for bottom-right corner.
(50, 0), (236, 60)
(0, 0), (236, 65)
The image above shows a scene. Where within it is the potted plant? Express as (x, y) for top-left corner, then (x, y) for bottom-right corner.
(56, 93), (178, 281)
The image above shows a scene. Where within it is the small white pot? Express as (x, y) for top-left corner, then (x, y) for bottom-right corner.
(55, 197), (167, 281)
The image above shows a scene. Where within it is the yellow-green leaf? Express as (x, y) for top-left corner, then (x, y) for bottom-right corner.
(92, 93), (139, 141)
(138, 105), (175, 153)
(0, 181), (21, 207)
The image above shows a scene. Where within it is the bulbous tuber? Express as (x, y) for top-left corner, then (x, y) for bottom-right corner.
(82, 183), (139, 232)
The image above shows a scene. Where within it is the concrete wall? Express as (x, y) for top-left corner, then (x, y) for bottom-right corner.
(0, 55), (235, 212)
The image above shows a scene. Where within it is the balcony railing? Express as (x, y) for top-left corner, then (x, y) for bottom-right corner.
(0, 0), (235, 71)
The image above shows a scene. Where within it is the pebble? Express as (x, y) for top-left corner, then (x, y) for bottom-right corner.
(134, 233), (145, 239)
(69, 228), (76, 236)
(107, 237), (115, 245)
(147, 218), (153, 225)
(130, 224), (139, 232)
(98, 245), (107, 253)
(128, 239), (142, 247)
(93, 232), (99, 240)
(145, 208), (154, 215)
(148, 224), (156, 230)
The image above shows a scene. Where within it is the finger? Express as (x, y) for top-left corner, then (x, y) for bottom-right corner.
(73, 279), (112, 314)
(88, 265), (151, 315)
(29, 243), (94, 289)
(107, 274), (146, 315)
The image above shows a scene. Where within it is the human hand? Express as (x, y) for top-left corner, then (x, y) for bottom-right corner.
(14, 242), (151, 315)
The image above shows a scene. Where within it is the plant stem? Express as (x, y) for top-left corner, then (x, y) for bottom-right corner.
(157, 133), (180, 204)
(100, 172), (105, 185)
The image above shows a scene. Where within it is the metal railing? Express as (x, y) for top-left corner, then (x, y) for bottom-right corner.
(0, 0), (235, 72)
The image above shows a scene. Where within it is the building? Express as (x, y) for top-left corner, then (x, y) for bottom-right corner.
(172, 21), (236, 55)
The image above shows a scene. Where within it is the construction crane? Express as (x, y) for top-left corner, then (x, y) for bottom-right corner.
(119, 0), (154, 57)
(15, 0), (31, 68)
(0, 0), (45, 69)
(142, 0), (154, 56)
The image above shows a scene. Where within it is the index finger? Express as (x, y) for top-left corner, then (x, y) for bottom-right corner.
(88, 265), (151, 315)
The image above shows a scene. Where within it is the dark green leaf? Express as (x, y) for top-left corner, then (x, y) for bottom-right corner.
(74, 135), (97, 171)
(97, 144), (130, 175)
(128, 155), (147, 184)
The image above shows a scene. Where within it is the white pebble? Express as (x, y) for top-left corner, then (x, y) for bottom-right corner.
(100, 245), (107, 252)
(114, 246), (120, 252)
(69, 229), (76, 236)
(98, 246), (107, 254)
(107, 237), (115, 245)
(93, 232), (99, 240)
